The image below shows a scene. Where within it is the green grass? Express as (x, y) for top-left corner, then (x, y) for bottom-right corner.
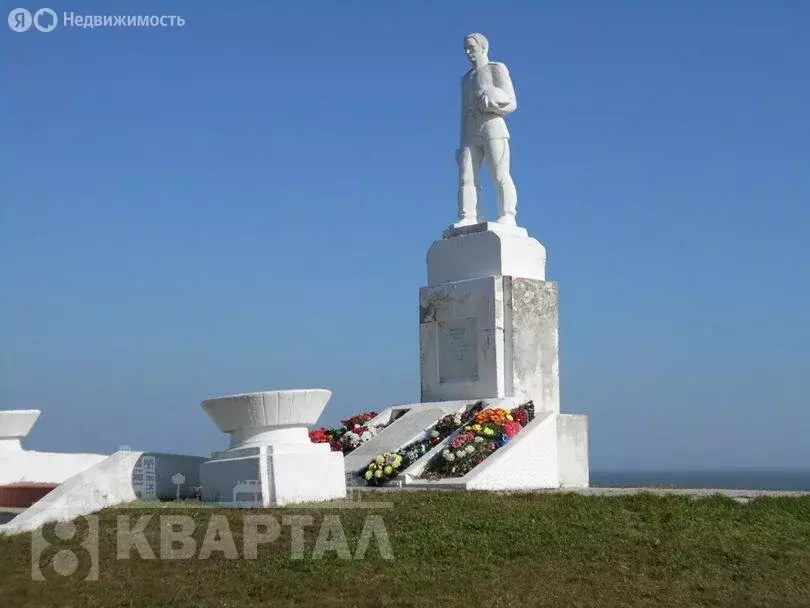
(2, 491), (810, 607)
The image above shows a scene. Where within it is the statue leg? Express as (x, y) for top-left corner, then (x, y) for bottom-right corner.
(456, 144), (484, 227)
(484, 138), (517, 225)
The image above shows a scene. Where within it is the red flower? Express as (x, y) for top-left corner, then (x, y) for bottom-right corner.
(450, 432), (475, 449)
(503, 421), (522, 438)
(341, 412), (378, 429)
(513, 409), (528, 427)
(309, 428), (330, 443)
(329, 441), (343, 452)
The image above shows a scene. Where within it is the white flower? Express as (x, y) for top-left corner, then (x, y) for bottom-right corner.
(466, 445), (475, 455)
(455, 450), (465, 459)
(430, 430), (440, 438)
(453, 415), (462, 424)
(444, 452), (456, 462)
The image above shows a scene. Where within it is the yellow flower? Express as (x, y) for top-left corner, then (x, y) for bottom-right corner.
(506, 415), (513, 421)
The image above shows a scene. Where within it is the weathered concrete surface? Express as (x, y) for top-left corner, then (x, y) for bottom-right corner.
(506, 278), (560, 413)
(419, 277), (505, 402)
(418, 275), (563, 415)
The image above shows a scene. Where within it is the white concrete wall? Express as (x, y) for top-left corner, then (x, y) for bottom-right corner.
(201, 442), (346, 507)
(0, 450), (143, 535)
(557, 414), (589, 488)
(200, 448), (262, 503)
(403, 411), (588, 491)
(0, 451), (207, 536)
(269, 446), (346, 506)
(0, 409), (109, 486)
(464, 413), (560, 490)
(0, 450), (107, 486)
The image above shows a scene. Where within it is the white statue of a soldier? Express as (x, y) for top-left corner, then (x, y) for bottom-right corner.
(455, 33), (518, 228)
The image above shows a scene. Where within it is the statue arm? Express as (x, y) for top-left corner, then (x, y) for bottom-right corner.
(485, 62), (517, 116)
(459, 78), (466, 148)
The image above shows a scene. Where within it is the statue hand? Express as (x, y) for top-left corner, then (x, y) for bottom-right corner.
(479, 88), (513, 115)
(478, 92), (491, 111)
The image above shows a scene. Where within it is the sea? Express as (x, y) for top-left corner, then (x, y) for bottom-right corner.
(590, 469), (810, 491)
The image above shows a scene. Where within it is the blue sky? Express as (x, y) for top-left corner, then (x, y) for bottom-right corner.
(2, 1), (808, 470)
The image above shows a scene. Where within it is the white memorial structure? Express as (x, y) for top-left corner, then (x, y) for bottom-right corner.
(0, 409), (204, 535)
(343, 33), (589, 489)
(1, 32), (587, 536)
(0, 410), (106, 487)
(199, 389), (346, 506)
(421, 31), (571, 413)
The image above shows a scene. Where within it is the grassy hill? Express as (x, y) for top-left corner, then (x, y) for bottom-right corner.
(2, 491), (809, 607)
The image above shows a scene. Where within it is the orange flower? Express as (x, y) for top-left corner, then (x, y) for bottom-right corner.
(474, 408), (510, 426)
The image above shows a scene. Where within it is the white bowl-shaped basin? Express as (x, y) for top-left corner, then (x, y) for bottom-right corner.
(202, 389), (332, 449)
(0, 409), (41, 450)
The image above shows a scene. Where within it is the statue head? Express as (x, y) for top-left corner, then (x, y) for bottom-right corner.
(464, 33), (489, 67)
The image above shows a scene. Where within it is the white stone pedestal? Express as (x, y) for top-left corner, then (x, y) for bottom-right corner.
(417, 221), (589, 487)
(432, 221), (546, 284)
(199, 390), (346, 506)
(201, 443), (345, 506)
(420, 223), (559, 413)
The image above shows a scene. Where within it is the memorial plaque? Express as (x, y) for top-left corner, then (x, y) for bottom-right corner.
(438, 317), (479, 383)
(132, 455), (157, 500)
